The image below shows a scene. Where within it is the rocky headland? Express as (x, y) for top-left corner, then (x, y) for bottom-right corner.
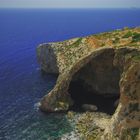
(37, 27), (140, 140)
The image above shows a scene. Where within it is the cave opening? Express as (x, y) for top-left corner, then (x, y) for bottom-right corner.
(68, 80), (120, 115)
(68, 50), (121, 115)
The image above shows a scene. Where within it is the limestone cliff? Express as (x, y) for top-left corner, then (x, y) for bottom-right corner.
(37, 27), (140, 140)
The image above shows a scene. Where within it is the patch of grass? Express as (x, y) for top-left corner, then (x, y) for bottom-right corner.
(132, 32), (140, 42)
(132, 55), (140, 61)
(68, 38), (82, 48)
(122, 31), (140, 42)
(123, 31), (133, 38)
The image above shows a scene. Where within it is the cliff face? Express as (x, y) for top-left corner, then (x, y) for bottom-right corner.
(37, 44), (59, 74)
(37, 27), (140, 139)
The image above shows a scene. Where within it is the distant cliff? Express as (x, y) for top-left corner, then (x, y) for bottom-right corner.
(37, 27), (140, 140)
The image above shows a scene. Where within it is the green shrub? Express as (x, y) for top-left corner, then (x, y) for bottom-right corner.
(123, 31), (133, 38)
(132, 32), (140, 42)
(68, 38), (82, 48)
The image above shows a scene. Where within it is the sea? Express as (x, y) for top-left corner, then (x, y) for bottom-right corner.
(0, 8), (140, 140)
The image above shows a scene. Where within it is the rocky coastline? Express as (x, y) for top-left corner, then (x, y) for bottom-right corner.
(37, 27), (140, 140)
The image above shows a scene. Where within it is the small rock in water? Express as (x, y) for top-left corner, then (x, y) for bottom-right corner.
(81, 104), (98, 112)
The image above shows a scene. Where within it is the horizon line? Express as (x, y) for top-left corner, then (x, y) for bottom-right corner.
(0, 7), (140, 9)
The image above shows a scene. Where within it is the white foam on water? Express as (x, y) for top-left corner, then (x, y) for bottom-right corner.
(34, 102), (41, 110)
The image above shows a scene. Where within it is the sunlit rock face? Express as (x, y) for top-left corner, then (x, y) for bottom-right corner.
(37, 27), (140, 139)
(71, 48), (120, 95)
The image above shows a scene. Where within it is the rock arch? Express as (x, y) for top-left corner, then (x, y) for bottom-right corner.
(68, 48), (120, 114)
(39, 47), (140, 138)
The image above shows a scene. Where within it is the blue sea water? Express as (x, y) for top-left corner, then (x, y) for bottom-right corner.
(0, 8), (140, 140)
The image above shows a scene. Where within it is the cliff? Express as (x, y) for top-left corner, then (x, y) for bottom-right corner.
(37, 27), (140, 140)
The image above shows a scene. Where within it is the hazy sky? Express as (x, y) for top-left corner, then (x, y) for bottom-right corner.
(0, 0), (140, 8)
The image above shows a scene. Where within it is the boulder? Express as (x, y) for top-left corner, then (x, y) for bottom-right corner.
(82, 104), (98, 112)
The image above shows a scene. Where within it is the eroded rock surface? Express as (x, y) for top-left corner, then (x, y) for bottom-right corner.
(37, 27), (140, 140)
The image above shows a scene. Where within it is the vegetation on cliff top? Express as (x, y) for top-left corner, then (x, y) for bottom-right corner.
(53, 27), (140, 72)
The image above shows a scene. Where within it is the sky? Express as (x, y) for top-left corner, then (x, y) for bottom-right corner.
(0, 0), (140, 8)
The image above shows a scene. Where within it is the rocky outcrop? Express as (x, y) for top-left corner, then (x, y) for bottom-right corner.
(37, 27), (140, 139)
(37, 43), (59, 74)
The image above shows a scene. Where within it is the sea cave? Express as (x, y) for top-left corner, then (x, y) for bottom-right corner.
(68, 49), (121, 115)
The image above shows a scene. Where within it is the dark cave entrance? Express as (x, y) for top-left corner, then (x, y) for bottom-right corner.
(68, 80), (120, 115)
(68, 49), (121, 115)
